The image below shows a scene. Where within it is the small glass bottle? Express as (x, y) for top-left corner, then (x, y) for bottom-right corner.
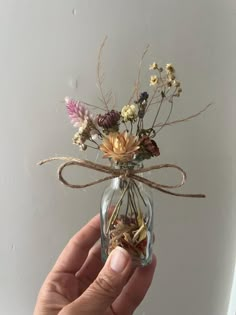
(100, 162), (153, 266)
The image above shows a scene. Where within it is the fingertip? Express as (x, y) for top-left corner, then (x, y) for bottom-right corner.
(109, 247), (131, 273)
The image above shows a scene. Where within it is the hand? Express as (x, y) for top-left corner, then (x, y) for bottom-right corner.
(33, 214), (156, 315)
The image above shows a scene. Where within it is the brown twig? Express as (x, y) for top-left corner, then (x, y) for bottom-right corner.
(128, 45), (150, 104)
(96, 36), (112, 111)
(153, 103), (213, 128)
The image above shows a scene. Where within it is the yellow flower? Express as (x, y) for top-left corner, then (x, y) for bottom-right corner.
(100, 131), (140, 162)
(121, 104), (137, 122)
(150, 75), (158, 86)
(166, 63), (175, 73)
(149, 62), (158, 70)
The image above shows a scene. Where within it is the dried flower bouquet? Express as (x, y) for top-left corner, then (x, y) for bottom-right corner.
(39, 38), (210, 265)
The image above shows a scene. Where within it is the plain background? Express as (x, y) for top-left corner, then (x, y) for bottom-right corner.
(0, 1), (235, 314)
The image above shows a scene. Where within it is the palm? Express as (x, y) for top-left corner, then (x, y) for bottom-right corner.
(36, 271), (78, 315)
(37, 270), (115, 315)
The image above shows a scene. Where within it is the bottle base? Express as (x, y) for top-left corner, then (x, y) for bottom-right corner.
(101, 247), (152, 267)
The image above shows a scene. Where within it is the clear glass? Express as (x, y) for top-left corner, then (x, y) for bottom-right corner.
(100, 162), (153, 266)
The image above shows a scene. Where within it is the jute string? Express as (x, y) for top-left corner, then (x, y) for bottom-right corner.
(38, 157), (205, 198)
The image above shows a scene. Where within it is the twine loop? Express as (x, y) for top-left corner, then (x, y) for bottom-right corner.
(38, 157), (205, 198)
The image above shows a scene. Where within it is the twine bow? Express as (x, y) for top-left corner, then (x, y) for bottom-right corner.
(38, 157), (205, 198)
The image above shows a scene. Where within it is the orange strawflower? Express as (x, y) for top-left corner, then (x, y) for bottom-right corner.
(100, 131), (140, 162)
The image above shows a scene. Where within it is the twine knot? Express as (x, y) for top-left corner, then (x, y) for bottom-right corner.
(38, 157), (205, 198)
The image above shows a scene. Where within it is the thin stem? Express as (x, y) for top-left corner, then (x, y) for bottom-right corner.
(106, 181), (130, 234)
(89, 139), (100, 148)
(97, 36), (111, 111)
(127, 45), (150, 104)
(128, 189), (137, 220)
(155, 100), (174, 135)
(148, 85), (172, 107)
(151, 96), (165, 129)
(129, 185), (138, 224)
(92, 125), (103, 139)
(122, 121), (129, 132)
(132, 180), (147, 207)
(125, 191), (130, 218)
(146, 70), (165, 111)
(153, 102), (213, 128)
(86, 144), (99, 150)
(130, 121), (133, 135)
(83, 101), (107, 112)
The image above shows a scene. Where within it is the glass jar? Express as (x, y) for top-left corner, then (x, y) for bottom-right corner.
(100, 162), (153, 266)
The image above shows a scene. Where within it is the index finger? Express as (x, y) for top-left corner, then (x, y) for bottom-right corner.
(52, 214), (101, 274)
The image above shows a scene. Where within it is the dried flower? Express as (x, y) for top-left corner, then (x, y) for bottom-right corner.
(65, 97), (93, 127)
(108, 215), (147, 256)
(100, 131), (140, 162)
(175, 87), (183, 97)
(97, 110), (120, 130)
(73, 117), (98, 149)
(168, 73), (176, 81)
(167, 79), (173, 87)
(78, 118), (93, 135)
(173, 80), (181, 87)
(166, 63), (175, 73)
(73, 132), (87, 150)
(121, 104), (137, 122)
(136, 91), (149, 105)
(150, 75), (158, 86)
(149, 62), (158, 70)
(136, 136), (160, 159)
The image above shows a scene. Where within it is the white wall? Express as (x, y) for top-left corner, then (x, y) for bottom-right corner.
(0, 1), (235, 314)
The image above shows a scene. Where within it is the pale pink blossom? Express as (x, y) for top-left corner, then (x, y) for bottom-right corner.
(65, 97), (93, 127)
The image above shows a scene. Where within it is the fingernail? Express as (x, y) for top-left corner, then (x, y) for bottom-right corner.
(110, 247), (130, 273)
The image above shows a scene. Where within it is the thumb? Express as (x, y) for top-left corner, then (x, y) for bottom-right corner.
(66, 247), (132, 314)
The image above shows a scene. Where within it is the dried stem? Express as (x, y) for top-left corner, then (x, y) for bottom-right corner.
(151, 96), (165, 129)
(146, 70), (165, 115)
(84, 101), (107, 112)
(107, 179), (148, 259)
(128, 45), (150, 104)
(107, 182), (130, 233)
(153, 103), (213, 128)
(155, 99), (174, 135)
(97, 36), (112, 111)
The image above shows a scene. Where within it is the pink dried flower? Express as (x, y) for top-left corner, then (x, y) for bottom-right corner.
(65, 97), (93, 127)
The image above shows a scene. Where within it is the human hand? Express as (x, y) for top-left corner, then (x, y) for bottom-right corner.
(33, 214), (156, 315)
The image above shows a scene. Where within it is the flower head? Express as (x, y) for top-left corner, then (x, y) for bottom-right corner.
(136, 92), (149, 105)
(173, 80), (181, 87)
(140, 136), (160, 157)
(150, 75), (158, 86)
(73, 132), (87, 150)
(121, 104), (137, 122)
(100, 131), (140, 162)
(97, 110), (120, 130)
(149, 62), (158, 70)
(165, 64), (175, 73)
(65, 97), (93, 127)
(135, 136), (160, 160)
(72, 116), (98, 150)
(176, 87), (182, 97)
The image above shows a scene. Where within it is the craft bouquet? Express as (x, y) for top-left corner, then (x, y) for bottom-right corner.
(39, 40), (209, 266)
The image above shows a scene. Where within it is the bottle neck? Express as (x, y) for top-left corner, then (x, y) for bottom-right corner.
(110, 160), (143, 171)
(110, 161), (144, 189)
